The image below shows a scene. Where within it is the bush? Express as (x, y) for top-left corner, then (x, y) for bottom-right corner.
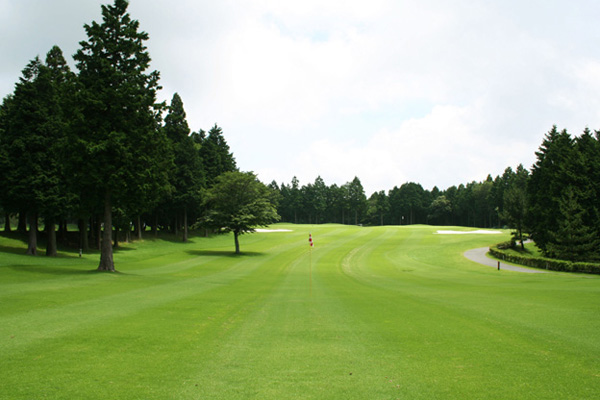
(489, 243), (600, 274)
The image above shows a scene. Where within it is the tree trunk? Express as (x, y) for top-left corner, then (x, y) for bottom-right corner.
(136, 215), (142, 240)
(18, 211), (27, 233)
(183, 208), (188, 242)
(57, 219), (66, 242)
(114, 225), (120, 248)
(88, 216), (95, 248)
(26, 212), (38, 255)
(518, 226), (525, 250)
(234, 230), (240, 254)
(152, 213), (158, 237)
(4, 213), (11, 232)
(96, 215), (102, 250)
(78, 218), (89, 251)
(45, 217), (57, 256)
(98, 192), (115, 271)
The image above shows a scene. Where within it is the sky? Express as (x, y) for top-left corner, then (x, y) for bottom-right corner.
(2, 0), (600, 195)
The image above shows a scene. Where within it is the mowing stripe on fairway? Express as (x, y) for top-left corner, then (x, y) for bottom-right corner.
(1, 225), (599, 399)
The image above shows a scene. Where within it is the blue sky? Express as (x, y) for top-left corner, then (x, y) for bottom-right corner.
(2, 0), (600, 195)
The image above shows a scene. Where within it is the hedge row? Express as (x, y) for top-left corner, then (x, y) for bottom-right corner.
(489, 243), (600, 274)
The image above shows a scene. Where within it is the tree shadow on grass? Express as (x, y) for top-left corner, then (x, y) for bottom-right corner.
(5, 264), (102, 275)
(0, 244), (88, 259)
(5, 264), (136, 276)
(186, 250), (265, 258)
(0, 245), (30, 255)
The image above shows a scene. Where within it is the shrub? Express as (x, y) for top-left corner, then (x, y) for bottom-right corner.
(489, 244), (600, 274)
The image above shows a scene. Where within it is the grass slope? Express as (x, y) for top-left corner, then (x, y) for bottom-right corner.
(1, 225), (599, 399)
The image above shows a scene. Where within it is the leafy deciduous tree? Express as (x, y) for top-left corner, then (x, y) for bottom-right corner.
(201, 171), (280, 254)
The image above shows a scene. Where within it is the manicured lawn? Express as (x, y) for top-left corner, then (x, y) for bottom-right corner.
(1, 225), (599, 399)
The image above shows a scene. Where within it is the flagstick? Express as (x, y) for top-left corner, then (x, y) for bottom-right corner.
(309, 244), (313, 297)
(308, 233), (313, 297)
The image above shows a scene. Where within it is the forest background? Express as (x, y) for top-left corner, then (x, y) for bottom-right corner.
(1, 0), (599, 266)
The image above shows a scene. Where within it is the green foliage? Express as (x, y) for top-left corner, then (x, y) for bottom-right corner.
(367, 190), (391, 225)
(500, 164), (529, 248)
(427, 194), (452, 225)
(346, 176), (367, 225)
(1, 47), (77, 256)
(490, 242), (600, 274)
(527, 126), (575, 252)
(161, 93), (204, 240)
(200, 171), (280, 253)
(74, 0), (171, 270)
(527, 126), (600, 261)
(198, 124), (237, 187)
(545, 187), (600, 261)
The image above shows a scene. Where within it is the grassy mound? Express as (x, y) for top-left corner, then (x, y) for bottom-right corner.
(1, 225), (599, 399)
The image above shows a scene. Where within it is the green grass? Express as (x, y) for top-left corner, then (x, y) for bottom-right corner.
(1, 224), (599, 399)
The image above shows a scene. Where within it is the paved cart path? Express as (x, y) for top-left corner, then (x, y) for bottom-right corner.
(464, 247), (549, 274)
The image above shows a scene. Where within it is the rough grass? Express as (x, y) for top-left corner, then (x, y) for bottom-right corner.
(1, 224), (599, 399)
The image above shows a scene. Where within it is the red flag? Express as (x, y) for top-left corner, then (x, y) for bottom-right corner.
(309, 233), (314, 247)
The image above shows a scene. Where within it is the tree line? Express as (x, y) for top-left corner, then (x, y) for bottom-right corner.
(272, 173), (520, 228)
(0, 0), (238, 269)
(273, 126), (600, 262)
(1, 0), (598, 266)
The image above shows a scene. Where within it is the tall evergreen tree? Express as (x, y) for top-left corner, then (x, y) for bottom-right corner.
(527, 126), (574, 253)
(367, 190), (390, 226)
(163, 93), (204, 241)
(572, 129), (600, 236)
(347, 177), (367, 225)
(2, 47), (76, 256)
(397, 182), (426, 225)
(3, 57), (45, 255)
(501, 164), (529, 249)
(0, 95), (14, 232)
(546, 186), (600, 261)
(199, 124), (237, 187)
(427, 195), (452, 225)
(74, 0), (171, 271)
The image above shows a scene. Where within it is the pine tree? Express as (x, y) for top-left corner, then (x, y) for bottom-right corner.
(347, 177), (367, 225)
(199, 124), (237, 187)
(527, 126), (574, 253)
(1, 47), (76, 256)
(163, 93), (204, 241)
(74, 0), (170, 271)
(501, 164), (529, 249)
(546, 187), (600, 261)
(573, 129), (600, 237)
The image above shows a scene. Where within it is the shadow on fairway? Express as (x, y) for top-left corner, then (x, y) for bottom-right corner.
(186, 250), (265, 258)
(0, 245), (87, 259)
(0, 245), (31, 255)
(5, 264), (103, 275)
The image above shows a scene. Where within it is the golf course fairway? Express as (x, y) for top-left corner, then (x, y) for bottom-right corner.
(1, 224), (599, 399)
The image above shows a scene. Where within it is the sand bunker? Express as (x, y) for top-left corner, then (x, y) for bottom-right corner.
(436, 230), (502, 235)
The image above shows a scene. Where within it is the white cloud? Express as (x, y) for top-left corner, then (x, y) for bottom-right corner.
(3, 0), (600, 196)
